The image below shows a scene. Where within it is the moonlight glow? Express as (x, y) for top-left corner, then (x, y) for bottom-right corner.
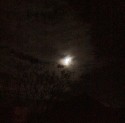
(60, 56), (73, 67)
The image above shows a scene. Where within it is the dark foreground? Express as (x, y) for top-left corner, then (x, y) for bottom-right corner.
(0, 95), (124, 123)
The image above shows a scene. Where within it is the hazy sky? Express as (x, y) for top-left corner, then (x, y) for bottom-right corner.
(0, 0), (94, 70)
(0, 0), (124, 108)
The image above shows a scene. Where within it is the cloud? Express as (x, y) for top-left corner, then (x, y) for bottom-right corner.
(0, 0), (95, 71)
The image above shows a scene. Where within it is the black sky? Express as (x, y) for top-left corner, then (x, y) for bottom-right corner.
(0, 0), (125, 108)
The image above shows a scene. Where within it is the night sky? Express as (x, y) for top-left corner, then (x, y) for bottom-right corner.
(0, 0), (125, 110)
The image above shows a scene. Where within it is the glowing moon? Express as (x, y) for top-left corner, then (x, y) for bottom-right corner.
(60, 56), (73, 67)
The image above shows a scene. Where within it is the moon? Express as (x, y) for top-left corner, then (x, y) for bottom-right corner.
(60, 56), (73, 67)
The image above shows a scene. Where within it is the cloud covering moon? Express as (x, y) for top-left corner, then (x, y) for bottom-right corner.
(0, 0), (95, 72)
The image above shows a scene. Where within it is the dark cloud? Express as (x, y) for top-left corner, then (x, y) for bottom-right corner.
(0, 0), (94, 69)
(0, 0), (124, 108)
